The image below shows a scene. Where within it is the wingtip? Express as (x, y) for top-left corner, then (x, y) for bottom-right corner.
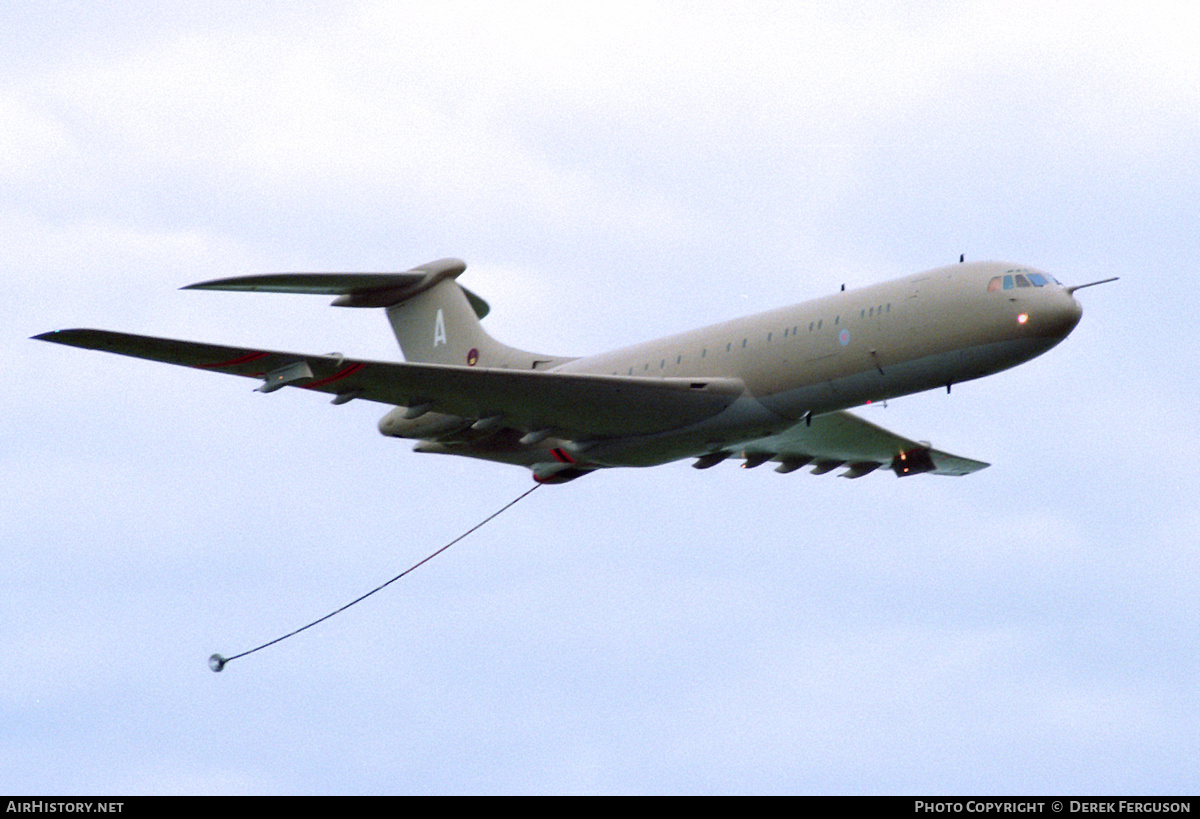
(180, 279), (224, 291)
(30, 329), (115, 349)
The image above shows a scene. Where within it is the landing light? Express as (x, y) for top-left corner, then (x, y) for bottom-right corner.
(1017, 313), (1029, 325)
(891, 447), (936, 477)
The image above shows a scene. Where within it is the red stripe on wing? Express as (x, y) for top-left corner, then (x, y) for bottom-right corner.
(195, 351), (270, 369)
(304, 362), (366, 390)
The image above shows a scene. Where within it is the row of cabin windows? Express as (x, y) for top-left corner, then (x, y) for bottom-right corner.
(617, 302), (894, 375)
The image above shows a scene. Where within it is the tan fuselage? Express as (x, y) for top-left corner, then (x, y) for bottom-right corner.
(539, 261), (1082, 467)
(557, 261), (1081, 414)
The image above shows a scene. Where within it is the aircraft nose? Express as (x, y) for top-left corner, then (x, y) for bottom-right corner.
(1067, 293), (1083, 324)
(1038, 292), (1083, 338)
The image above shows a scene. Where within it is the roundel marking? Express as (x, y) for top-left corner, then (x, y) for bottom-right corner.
(838, 328), (850, 346)
(466, 347), (479, 366)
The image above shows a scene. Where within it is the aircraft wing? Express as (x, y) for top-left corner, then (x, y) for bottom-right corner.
(737, 409), (989, 477)
(32, 329), (743, 439)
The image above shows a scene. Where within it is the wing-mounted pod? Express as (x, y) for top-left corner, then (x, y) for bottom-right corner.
(378, 405), (472, 440)
(256, 360), (314, 393)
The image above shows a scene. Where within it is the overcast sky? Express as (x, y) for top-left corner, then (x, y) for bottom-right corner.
(4, 1), (1198, 794)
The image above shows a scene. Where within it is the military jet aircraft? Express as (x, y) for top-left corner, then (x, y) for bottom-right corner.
(35, 258), (1110, 484)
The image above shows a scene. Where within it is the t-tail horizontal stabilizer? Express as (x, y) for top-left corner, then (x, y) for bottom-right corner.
(183, 258), (492, 317)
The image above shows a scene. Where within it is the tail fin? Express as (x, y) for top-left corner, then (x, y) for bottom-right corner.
(185, 258), (570, 369)
(383, 260), (564, 368)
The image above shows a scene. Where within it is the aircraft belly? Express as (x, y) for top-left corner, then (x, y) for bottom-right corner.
(562, 393), (791, 468)
(758, 335), (1063, 418)
(411, 428), (553, 467)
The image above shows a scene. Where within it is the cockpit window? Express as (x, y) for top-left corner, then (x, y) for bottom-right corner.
(988, 272), (1057, 291)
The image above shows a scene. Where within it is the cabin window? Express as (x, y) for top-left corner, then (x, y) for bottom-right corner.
(701, 348), (707, 358)
(676, 354), (682, 364)
(741, 338), (747, 348)
(726, 342), (732, 352)
(817, 319), (823, 329)
(767, 332), (773, 341)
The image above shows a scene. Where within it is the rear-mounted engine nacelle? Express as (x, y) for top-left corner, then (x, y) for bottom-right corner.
(891, 446), (937, 477)
(378, 406), (469, 439)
